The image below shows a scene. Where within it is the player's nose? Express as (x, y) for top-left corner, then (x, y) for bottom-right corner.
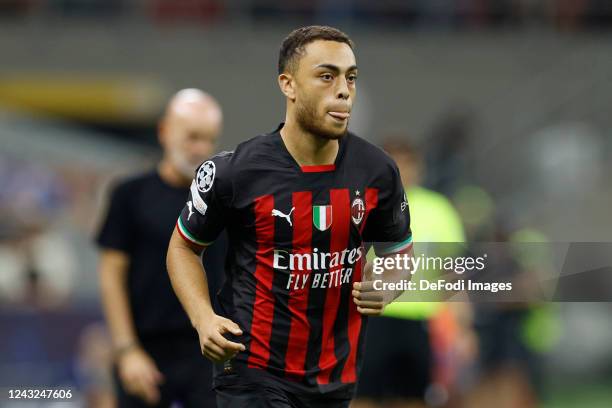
(336, 78), (350, 100)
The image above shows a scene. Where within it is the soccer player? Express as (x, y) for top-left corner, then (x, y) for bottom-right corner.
(167, 26), (413, 407)
(97, 89), (225, 407)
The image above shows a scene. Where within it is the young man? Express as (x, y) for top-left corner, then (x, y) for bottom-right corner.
(97, 89), (225, 407)
(167, 26), (414, 407)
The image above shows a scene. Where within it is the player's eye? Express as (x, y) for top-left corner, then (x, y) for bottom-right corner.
(320, 73), (334, 81)
(347, 74), (357, 83)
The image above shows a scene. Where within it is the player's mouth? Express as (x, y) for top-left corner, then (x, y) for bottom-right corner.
(328, 111), (350, 121)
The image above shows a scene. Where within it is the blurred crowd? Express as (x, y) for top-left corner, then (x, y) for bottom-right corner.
(1, 0), (611, 31)
(0, 156), (75, 307)
(0, 133), (152, 405)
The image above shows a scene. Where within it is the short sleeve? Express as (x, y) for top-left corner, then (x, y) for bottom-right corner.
(363, 163), (412, 256)
(96, 181), (135, 252)
(176, 152), (233, 247)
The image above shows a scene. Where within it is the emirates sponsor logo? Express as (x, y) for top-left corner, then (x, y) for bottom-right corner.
(273, 247), (365, 290)
(273, 247), (364, 271)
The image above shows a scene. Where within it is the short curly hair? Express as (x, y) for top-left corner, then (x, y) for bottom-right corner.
(278, 25), (354, 75)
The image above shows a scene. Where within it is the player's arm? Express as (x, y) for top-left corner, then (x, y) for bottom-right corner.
(353, 161), (414, 316)
(166, 154), (245, 363)
(98, 249), (163, 404)
(353, 243), (414, 316)
(167, 230), (245, 362)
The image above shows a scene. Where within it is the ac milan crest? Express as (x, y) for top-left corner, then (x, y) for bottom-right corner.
(351, 191), (365, 225)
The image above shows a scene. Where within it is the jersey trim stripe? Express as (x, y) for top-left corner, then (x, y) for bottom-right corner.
(341, 255), (364, 383)
(284, 191), (313, 379)
(358, 188), (378, 235)
(176, 217), (212, 247)
(317, 188), (351, 384)
(342, 187), (379, 382)
(375, 234), (414, 256)
(301, 164), (336, 173)
(247, 195), (276, 370)
(267, 196), (293, 374)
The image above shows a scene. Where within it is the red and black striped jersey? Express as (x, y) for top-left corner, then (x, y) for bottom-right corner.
(177, 123), (412, 397)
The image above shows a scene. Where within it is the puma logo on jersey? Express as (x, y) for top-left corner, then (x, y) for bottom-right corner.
(271, 207), (295, 226)
(187, 201), (195, 220)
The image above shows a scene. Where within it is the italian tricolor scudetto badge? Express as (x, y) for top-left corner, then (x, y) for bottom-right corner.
(313, 205), (332, 231)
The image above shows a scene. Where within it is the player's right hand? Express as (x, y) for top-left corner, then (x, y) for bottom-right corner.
(195, 313), (246, 362)
(117, 347), (164, 406)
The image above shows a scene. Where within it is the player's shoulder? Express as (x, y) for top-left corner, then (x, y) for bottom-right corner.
(221, 131), (283, 174)
(197, 150), (234, 173)
(193, 133), (278, 205)
(192, 151), (235, 199)
(346, 132), (398, 173)
(194, 131), (271, 177)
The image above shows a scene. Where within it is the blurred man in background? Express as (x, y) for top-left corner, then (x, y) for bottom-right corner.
(96, 89), (225, 407)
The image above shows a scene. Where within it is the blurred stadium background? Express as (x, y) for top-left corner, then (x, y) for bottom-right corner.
(1, 1), (612, 407)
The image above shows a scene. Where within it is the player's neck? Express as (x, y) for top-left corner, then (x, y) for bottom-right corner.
(158, 160), (191, 188)
(280, 121), (339, 166)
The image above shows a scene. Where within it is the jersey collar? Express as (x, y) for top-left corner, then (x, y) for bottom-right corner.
(272, 122), (349, 174)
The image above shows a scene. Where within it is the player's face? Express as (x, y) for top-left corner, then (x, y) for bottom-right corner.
(161, 111), (221, 178)
(293, 40), (357, 140)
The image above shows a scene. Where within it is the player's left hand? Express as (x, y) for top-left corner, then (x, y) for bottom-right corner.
(352, 281), (386, 316)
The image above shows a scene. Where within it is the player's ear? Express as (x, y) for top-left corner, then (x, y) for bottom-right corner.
(278, 73), (296, 101)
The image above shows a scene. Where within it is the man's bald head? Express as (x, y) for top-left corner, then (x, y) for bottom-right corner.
(163, 88), (222, 128)
(159, 89), (223, 179)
